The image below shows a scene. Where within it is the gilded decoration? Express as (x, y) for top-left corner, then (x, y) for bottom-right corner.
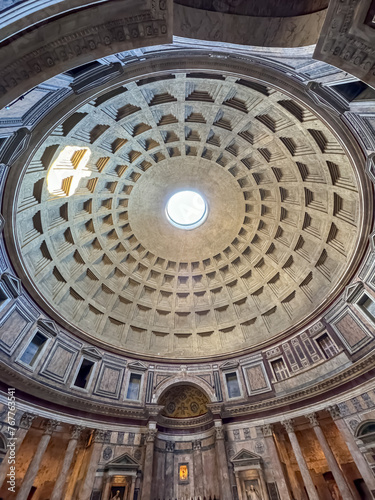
(159, 385), (209, 418)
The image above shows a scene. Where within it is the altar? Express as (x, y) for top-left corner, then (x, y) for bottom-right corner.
(101, 453), (140, 500)
(231, 449), (270, 500)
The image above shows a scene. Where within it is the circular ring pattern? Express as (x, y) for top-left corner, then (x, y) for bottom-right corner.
(12, 71), (366, 359)
(166, 190), (208, 229)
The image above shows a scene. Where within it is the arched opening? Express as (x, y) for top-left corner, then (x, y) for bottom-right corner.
(355, 420), (375, 442)
(158, 384), (210, 419)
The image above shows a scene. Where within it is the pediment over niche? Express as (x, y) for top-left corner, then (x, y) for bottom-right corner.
(1, 273), (21, 298)
(220, 360), (238, 370)
(104, 452), (140, 471)
(231, 448), (262, 469)
(128, 360), (148, 371)
(344, 281), (363, 303)
(37, 318), (58, 336)
(81, 346), (102, 361)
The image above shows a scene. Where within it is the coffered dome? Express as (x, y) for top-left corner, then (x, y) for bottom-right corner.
(12, 71), (367, 360)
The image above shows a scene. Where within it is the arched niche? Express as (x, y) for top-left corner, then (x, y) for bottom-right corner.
(153, 374), (216, 404)
(355, 420), (375, 443)
(158, 384), (211, 419)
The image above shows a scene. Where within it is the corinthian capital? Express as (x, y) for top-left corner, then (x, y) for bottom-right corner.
(146, 428), (157, 442)
(327, 405), (341, 421)
(166, 440), (175, 452)
(282, 419), (295, 434)
(43, 419), (59, 435)
(192, 439), (202, 451)
(71, 425), (84, 440)
(93, 429), (106, 443)
(306, 413), (319, 428)
(215, 426), (224, 440)
(19, 412), (36, 430)
(261, 424), (273, 437)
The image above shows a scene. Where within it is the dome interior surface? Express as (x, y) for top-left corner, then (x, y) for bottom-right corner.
(13, 72), (364, 359)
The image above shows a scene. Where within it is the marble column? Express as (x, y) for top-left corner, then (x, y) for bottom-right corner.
(259, 467), (270, 500)
(78, 429), (106, 500)
(50, 425), (84, 500)
(164, 440), (174, 500)
(16, 418), (59, 500)
(214, 424), (232, 500)
(141, 427), (156, 500)
(0, 412), (36, 489)
(234, 471), (243, 500)
(261, 424), (292, 500)
(307, 413), (354, 500)
(282, 419), (319, 500)
(129, 475), (136, 500)
(102, 473), (111, 500)
(192, 440), (204, 498)
(328, 405), (375, 497)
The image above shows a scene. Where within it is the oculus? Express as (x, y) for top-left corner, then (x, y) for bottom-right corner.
(166, 190), (207, 229)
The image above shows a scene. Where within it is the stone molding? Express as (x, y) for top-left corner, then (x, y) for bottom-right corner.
(146, 405), (164, 418)
(174, 2), (326, 48)
(157, 412), (214, 430)
(0, 0), (172, 108)
(314, 0), (375, 88)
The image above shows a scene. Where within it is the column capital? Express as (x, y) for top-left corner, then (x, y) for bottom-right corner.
(71, 425), (84, 440)
(43, 419), (59, 435)
(306, 413), (319, 428)
(165, 440), (175, 452)
(261, 424), (274, 437)
(19, 412), (37, 430)
(215, 426), (225, 440)
(192, 439), (202, 451)
(145, 428), (157, 442)
(93, 429), (106, 443)
(327, 404), (342, 420)
(282, 419), (295, 433)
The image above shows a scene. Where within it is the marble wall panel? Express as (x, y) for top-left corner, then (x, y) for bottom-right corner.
(39, 340), (77, 383)
(93, 363), (124, 399)
(0, 304), (33, 355)
(332, 309), (372, 353)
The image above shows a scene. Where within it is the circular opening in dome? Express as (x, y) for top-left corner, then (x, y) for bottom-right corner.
(166, 191), (207, 229)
